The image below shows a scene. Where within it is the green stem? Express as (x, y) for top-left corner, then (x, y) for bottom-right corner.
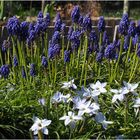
(80, 36), (88, 86)
(113, 36), (124, 80)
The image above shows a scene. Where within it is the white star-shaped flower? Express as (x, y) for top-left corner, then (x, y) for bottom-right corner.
(90, 81), (107, 96)
(59, 111), (82, 128)
(30, 117), (51, 135)
(61, 79), (77, 89)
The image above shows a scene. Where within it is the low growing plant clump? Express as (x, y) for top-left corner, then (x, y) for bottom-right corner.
(0, 6), (140, 139)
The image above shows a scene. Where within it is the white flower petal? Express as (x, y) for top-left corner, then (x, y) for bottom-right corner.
(59, 116), (69, 120)
(43, 128), (48, 135)
(42, 120), (51, 127)
(72, 84), (77, 89)
(110, 89), (119, 94)
(65, 118), (71, 126)
(33, 129), (38, 135)
(68, 111), (73, 117)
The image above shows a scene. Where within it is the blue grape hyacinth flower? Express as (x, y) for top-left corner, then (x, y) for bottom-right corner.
(42, 56), (48, 68)
(30, 63), (36, 77)
(128, 21), (136, 37)
(6, 16), (20, 36)
(71, 6), (80, 23)
(13, 55), (18, 67)
(22, 66), (26, 78)
(98, 16), (106, 33)
(64, 50), (70, 63)
(1, 40), (10, 52)
(0, 65), (10, 78)
(82, 14), (92, 31)
(118, 13), (129, 35)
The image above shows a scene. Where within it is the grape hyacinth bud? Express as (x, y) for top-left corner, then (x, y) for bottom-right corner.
(22, 66), (26, 78)
(0, 65), (10, 78)
(64, 50), (70, 63)
(82, 14), (92, 31)
(128, 21), (136, 37)
(1, 40), (10, 52)
(118, 13), (129, 35)
(41, 56), (48, 68)
(30, 64), (36, 77)
(37, 11), (44, 19)
(6, 16), (20, 36)
(103, 31), (109, 45)
(124, 35), (130, 50)
(13, 56), (18, 67)
(98, 16), (106, 33)
(45, 13), (50, 24)
(71, 6), (80, 23)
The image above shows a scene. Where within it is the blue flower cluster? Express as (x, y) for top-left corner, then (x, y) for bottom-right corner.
(118, 13), (129, 35)
(41, 56), (48, 68)
(13, 56), (18, 67)
(30, 63), (36, 77)
(98, 16), (106, 33)
(0, 65), (10, 78)
(6, 16), (20, 36)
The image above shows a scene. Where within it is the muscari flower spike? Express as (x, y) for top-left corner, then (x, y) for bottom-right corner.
(71, 6), (80, 23)
(1, 40), (10, 52)
(0, 64), (10, 78)
(105, 41), (117, 60)
(82, 14), (92, 31)
(96, 52), (104, 62)
(6, 16), (20, 36)
(22, 66), (26, 78)
(54, 13), (62, 31)
(27, 30), (36, 46)
(128, 21), (136, 37)
(89, 30), (98, 43)
(103, 31), (109, 45)
(67, 26), (74, 40)
(13, 55), (18, 67)
(124, 35), (130, 50)
(78, 15), (83, 26)
(52, 31), (60, 44)
(98, 16), (106, 33)
(30, 63), (36, 77)
(19, 21), (29, 40)
(41, 56), (48, 68)
(64, 50), (70, 63)
(37, 11), (44, 19)
(118, 13), (129, 35)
